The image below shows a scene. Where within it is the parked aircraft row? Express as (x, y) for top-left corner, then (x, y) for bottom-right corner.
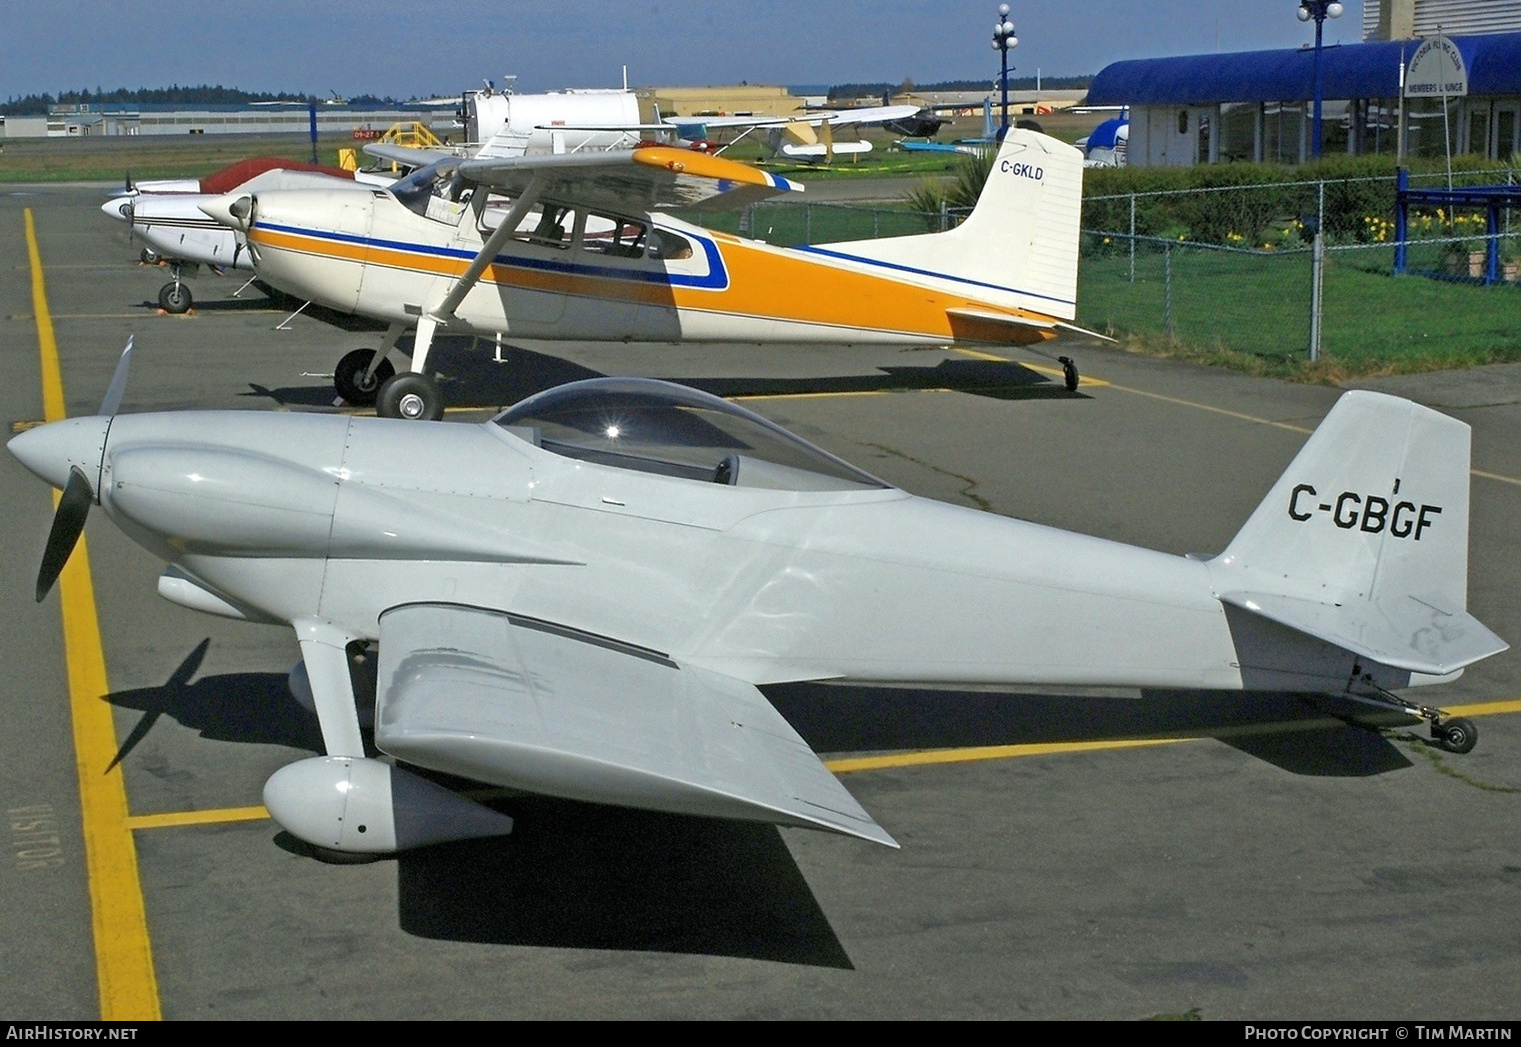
(100, 86), (926, 315)
(40, 98), (1501, 866)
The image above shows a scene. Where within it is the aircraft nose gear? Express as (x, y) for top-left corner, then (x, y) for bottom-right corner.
(376, 372), (444, 421)
(158, 280), (192, 314)
(333, 348), (396, 407)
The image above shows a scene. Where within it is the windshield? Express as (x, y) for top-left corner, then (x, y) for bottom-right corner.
(495, 378), (888, 492)
(389, 158), (467, 217)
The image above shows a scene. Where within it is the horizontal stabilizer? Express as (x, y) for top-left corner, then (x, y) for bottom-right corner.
(945, 308), (1115, 344)
(375, 603), (896, 847)
(1220, 590), (1507, 676)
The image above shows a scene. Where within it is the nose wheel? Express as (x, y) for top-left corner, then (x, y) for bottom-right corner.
(158, 280), (192, 314)
(333, 348), (396, 407)
(376, 373), (444, 421)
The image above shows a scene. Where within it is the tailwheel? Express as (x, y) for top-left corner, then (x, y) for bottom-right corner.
(1431, 716), (1478, 754)
(333, 348), (395, 407)
(158, 281), (192, 314)
(1059, 356), (1079, 392)
(1346, 675), (1479, 755)
(376, 372), (444, 421)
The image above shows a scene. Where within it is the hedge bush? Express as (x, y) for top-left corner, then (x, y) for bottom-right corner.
(1082, 154), (1516, 246)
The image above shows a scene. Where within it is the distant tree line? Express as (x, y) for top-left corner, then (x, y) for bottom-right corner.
(828, 75), (1090, 100)
(0, 85), (402, 115)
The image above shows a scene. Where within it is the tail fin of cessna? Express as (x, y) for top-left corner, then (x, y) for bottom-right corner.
(1210, 391), (1507, 683)
(812, 128), (1085, 325)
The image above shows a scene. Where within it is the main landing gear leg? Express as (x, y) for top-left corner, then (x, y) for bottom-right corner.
(375, 316), (444, 421)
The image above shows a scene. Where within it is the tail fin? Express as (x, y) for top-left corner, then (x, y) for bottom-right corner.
(823, 128), (1084, 321)
(1211, 391), (1506, 677)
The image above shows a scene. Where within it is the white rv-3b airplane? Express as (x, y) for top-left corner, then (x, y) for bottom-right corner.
(200, 129), (1093, 420)
(9, 347), (1505, 857)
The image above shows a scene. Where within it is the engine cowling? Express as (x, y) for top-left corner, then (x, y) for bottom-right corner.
(263, 756), (513, 855)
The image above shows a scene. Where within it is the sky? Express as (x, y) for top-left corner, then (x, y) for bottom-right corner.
(1, 1), (1370, 100)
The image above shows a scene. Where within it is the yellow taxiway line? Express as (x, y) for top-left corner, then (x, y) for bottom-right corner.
(26, 209), (162, 1021)
(825, 697), (1521, 775)
(954, 345), (1111, 387)
(118, 699), (1521, 828)
(125, 806), (271, 831)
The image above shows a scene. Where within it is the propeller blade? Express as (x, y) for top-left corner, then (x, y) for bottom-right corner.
(99, 337), (133, 417)
(36, 468), (93, 602)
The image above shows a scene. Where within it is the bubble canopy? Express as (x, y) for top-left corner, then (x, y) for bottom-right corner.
(495, 378), (890, 492)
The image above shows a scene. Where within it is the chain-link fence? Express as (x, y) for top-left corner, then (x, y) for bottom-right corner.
(677, 169), (1521, 370)
(1078, 231), (1521, 368)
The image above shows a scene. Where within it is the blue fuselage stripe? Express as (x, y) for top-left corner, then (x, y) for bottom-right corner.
(794, 244), (1075, 307)
(256, 221), (730, 290)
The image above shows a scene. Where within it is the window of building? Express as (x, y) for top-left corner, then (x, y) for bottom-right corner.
(1219, 103), (1258, 163)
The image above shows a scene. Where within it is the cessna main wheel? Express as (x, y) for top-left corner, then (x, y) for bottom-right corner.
(333, 348), (395, 407)
(376, 372), (444, 421)
(158, 282), (192, 314)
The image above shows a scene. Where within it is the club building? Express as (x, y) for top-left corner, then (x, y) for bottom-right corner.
(1086, 0), (1521, 166)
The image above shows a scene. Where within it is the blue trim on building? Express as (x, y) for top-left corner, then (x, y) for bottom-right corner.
(1088, 31), (1521, 106)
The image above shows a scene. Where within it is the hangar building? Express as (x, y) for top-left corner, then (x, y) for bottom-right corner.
(1086, 0), (1521, 166)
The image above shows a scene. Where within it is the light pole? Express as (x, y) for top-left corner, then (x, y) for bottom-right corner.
(1297, 1), (1344, 160)
(992, 4), (1017, 141)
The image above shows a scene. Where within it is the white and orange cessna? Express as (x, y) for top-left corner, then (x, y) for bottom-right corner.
(201, 129), (1093, 419)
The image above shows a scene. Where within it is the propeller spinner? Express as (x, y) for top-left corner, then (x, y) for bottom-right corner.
(9, 338), (134, 601)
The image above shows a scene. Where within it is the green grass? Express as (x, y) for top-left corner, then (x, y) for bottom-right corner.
(0, 133), (367, 183)
(1078, 243), (1521, 380)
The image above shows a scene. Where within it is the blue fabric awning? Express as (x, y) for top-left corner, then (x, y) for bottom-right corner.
(1088, 32), (1521, 107)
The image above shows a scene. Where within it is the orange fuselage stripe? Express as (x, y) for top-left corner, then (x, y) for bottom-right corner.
(249, 225), (1058, 344)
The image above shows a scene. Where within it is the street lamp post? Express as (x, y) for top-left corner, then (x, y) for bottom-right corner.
(1298, 0), (1344, 160)
(992, 4), (1017, 141)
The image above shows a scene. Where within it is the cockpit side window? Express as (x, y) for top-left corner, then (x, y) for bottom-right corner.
(491, 202), (578, 249)
(582, 213), (647, 258)
(648, 228), (694, 261)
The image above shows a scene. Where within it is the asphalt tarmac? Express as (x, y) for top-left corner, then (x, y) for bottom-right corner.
(2, 183), (1518, 1021)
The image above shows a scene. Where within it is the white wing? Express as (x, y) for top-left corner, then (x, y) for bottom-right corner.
(374, 603), (897, 847)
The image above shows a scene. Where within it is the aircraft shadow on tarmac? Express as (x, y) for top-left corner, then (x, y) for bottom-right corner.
(387, 799), (854, 967)
(764, 683), (1418, 777)
(100, 638), (1420, 963)
(103, 640), (324, 764)
(241, 336), (1086, 411)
